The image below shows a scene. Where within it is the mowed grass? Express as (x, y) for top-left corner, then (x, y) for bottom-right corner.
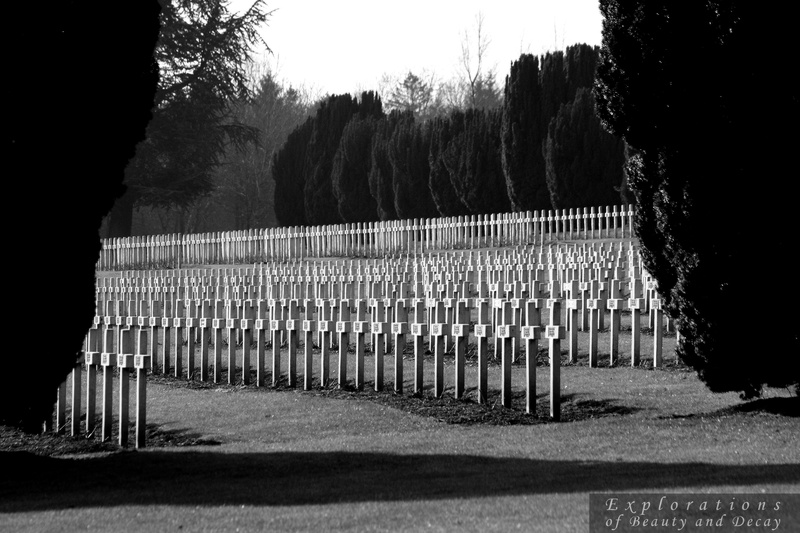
(2, 327), (798, 533)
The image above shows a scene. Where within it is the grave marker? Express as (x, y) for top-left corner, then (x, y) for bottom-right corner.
(652, 297), (664, 367)
(336, 299), (351, 387)
(286, 299), (300, 387)
(628, 279), (644, 366)
(607, 282), (622, 366)
(352, 299), (368, 390)
(430, 301), (449, 398)
(302, 305), (316, 391)
(100, 327), (115, 442)
(84, 327), (101, 436)
(451, 301), (469, 399)
(497, 301), (515, 408)
(410, 299), (427, 394)
(134, 329), (151, 449)
(545, 299), (565, 421)
(392, 300), (408, 393)
(371, 298), (387, 391)
(117, 328), (135, 447)
(521, 301), (540, 414)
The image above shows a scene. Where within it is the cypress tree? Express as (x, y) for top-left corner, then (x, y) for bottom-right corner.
(446, 108), (510, 215)
(544, 88), (626, 209)
(501, 54), (551, 212)
(332, 115), (380, 223)
(272, 116), (313, 226)
(303, 92), (382, 225)
(303, 94), (357, 225)
(595, 0), (798, 398)
(368, 111), (404, 221)
(564, 43), (600, 102)
(539, 50), (568, 135)
(389, 115), (438, 220)
(428, 112), (471, 217)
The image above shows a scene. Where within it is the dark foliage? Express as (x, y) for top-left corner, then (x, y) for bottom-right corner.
(367, 112), (403, 221)
(272, 116), (314, 226)
(501, 54), (550, 212)
(428, 113), (471, 217)
(444, 109), (511, 214)
(544, 88), (626, 209)
(4, 2), (160, 430)
(106, 0), (271, 237)
(564, 44), (600, 102)
(595, 1), (799, 397)
(303, 92), (383, 226)
(332, 115), (380, 223)
(388, 114), (438, 220)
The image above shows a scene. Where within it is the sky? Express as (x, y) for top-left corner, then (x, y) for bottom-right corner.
(231, 0), (604, 97)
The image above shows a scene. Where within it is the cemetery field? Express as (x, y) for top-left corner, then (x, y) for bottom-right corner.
(2, 338), (798, 532)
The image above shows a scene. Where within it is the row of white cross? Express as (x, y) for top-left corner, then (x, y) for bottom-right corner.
(97, 205), (636, 270)
(52, 238), (675, 447)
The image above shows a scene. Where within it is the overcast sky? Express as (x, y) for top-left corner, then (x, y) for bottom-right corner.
(231, 0), (604, 96)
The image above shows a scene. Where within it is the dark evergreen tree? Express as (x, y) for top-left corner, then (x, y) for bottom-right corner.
(303, 92), (383, 225)
(539, 51), (568, 135)
(272, 116), (313, 226)
(428, 113), (471, 217)
(4, 2), (159, 430)
(544, 88), (626, 209)
(368, 111), (405, 221)
(446, 108), (510, 214)
(389, 115), (438, 220)
(303, 94), (358, 225)
(565, 44), (600, 102)
(501, 54), (551, 212)
(332, 115), (380, 222)
(595, 1), (798, 397)
(106, 0), (271, 237)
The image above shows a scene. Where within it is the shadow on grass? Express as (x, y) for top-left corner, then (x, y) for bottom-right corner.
(2, 449), (798, 512)
(706, 397), (799, 417)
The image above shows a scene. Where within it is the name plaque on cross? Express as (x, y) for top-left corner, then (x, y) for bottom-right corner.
(451, 324), (468, 337)
(473, 324), (492, 337)
(431, 323), (449, 336)
(497, 325), (516, 338)
(392, 322), (408, 335)
(521, 326), (539, 340)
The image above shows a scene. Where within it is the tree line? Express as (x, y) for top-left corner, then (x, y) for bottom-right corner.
(103, 2), (626, 237)
(273, 43), (627, 228)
